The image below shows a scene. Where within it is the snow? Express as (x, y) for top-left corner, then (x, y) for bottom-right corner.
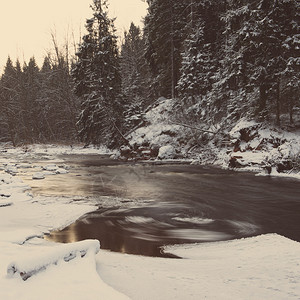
(0, 144), (129, 300)
(32, 172), (45, 180)
(7, 239), (100, 280)
(157, 145), (176, 159)
(229, 118), (259, 138)
(0, 143), (299, 299)
(99, 234), (300, 300)
(126, 99), (300, 181)
(128, 98), (184, 148)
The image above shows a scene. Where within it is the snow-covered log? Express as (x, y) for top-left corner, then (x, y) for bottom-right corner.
(7, 239), (100, 280)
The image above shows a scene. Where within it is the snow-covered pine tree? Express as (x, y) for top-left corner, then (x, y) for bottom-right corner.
(256, 0), (300, 125)
(176, 0), (225, 124)
(0, 57), (23, 145)
(177, 0), (223, 99)
(217, 1), (262, 122)
(144, 0), (190, 99)
(121, 22), (151, 130)
(177, 23), (215, 104)
(39, 52), (79, 142)
(221, 0), (299, 125)
(72, 0), (122, 147)
(22, 57), (42, 142)
(282, 12), (300, 125)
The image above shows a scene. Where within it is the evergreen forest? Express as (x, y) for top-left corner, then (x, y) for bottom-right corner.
(0, 0), (299, 149)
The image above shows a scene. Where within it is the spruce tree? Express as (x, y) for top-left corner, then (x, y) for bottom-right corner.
(176, 1), (225, 124)
(144, 0), (190, 99)
(72, 0), (122, 146)
(121, 22), (151, 129)
(222, 0), (300, 124)
(22, 57), (41, 141)
(0, 57), (21, 145)
(177, 0), (223, 104)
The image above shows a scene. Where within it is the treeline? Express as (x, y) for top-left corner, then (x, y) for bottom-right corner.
(0, 49), (79, 146)
(1, 0), (299, 147)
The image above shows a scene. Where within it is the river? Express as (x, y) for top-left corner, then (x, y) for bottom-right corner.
(21, 154), (300, 257)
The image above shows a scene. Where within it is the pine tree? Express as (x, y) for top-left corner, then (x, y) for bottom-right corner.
(121, 22), (151, 129)
(22, 57), (41, 141)
(176, 1), (225, 124)
(39, 53), (79, 142)
(72, 0), (122, 146)
(258, 0), (299, 125)
(221, 0), (300, 124)
(144, 0), (190, 99)
(0, 57), (21, 145)
(177, 0), (223, 103)
(177, 24), (215, 103)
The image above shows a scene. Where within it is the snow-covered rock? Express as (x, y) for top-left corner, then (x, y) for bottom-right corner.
(42, 164), (58, 172)
(157, 145), (177, 159)
(56, 168), (69, 174)
(32, 173), (45, 180)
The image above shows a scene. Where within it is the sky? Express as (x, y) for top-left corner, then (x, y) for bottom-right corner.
(0, 0), (148, 72)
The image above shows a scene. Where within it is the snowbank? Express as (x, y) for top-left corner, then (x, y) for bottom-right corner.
(216, 118), (300, 179)
(99, 234), (300, 300)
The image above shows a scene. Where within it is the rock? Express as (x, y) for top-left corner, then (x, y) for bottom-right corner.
(32, 173), (45, 180)
(276, 160), (293, 173)
(157, 145), (176, 159)
(264, 165), (272, 174)
(150, 145), (160, 157)
(18, 163), (32, 169)
(56, 168), (69, 174)
(120, 145), (132, 159)
(229, 156), (245, 168)
(42, 164), (58, 171)
(5, 165), (18, 176)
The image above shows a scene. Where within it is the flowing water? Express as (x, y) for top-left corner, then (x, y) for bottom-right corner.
(21, 155), (300, 257)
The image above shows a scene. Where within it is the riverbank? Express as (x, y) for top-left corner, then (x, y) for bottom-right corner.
(0, 145), (299, 299)
(119, 98), (300, 180)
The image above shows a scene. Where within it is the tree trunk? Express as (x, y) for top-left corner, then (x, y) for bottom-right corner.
(258, 84), (267, 119)
(170, 3), (175, 99)
(289, 96), (294, 125)
(275, 79), (281, 126)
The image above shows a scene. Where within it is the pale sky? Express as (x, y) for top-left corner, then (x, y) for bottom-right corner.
(0, 0), (148, 72)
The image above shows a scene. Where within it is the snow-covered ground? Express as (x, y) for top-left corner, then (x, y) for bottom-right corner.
(0, 144), (300, 299)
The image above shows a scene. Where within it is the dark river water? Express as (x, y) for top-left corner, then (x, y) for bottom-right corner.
(25, 155), (300, 257)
